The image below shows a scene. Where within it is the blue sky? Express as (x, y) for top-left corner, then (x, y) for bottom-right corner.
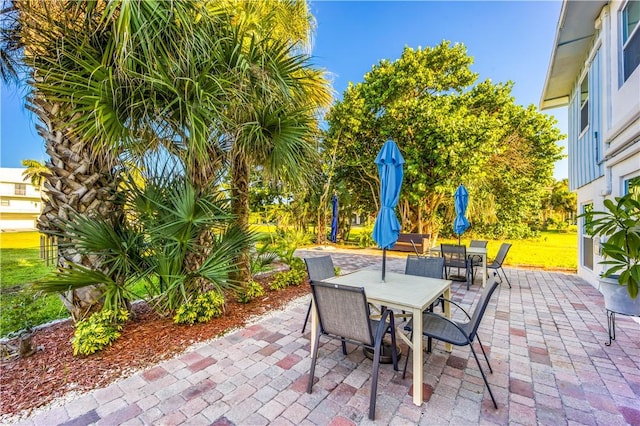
(0, 0), (568, 178)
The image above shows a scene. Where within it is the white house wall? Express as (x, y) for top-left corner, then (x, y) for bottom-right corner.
(0, 168), (41, 231)
(572, 2), (640, 288)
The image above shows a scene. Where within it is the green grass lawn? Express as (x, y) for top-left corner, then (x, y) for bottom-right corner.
(1, 233), (66, 337)
(0, 229), (577, 337)
(345, 228), (578, 270)
(434, 231), (577, 270)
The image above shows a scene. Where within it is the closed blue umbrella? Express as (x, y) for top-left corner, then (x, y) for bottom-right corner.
(453, 184), (470, 245)
(372, 139), (405, 281)
(330, 193), (338, 243)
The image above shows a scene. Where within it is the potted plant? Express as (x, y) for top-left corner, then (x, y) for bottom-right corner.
(583, 191), (640, 344)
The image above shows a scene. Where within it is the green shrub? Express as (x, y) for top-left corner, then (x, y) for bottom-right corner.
(237, 280), (265, 303)
(250, 241), (279, 274)
(173, 291), (225, 325)
(334, 267), (341, 276)
(0, 289), (66, 337)
(289, 256), (305, 272)
(357, 223), (375, 248)
(270, 268), (306, 291)
(72, 309), (129, 356)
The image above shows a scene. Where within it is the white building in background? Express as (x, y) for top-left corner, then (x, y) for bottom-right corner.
(0, 168), (41, 231)
(540, 0), (640, 288)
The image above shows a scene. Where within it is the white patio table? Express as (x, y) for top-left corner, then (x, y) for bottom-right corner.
(311, 270), (452, 406)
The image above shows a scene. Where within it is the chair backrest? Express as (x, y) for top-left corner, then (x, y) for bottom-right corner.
(469, 240), (488, 248)
(405, 255), (444, 278)
(310, 281), (374, 345)
(440, 244), (467, 268)
(493, 243), (512, 266)
(304, 256), (336, 282)
(467, 279), (500, 340)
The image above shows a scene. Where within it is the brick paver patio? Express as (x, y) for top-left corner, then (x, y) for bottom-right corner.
(7, 248), (640, 425)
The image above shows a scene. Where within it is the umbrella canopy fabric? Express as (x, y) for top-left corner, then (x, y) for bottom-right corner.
(373, 140), (405, 250)
(330, 193), (338, 243)
(453, 184), (470, 237)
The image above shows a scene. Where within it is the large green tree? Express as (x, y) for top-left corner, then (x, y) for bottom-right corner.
(325, 42), (563, 239)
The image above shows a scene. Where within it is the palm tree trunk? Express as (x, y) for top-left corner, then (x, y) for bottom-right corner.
(230, 149), (252, 284)
(30, 96), (120, 321)
(182, 150), (226, 293)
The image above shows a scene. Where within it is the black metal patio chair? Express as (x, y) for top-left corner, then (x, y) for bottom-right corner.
(487, 242), (512, 288)
(301, 256), (336, 333)
(307, 281), (398, 421)
(402, 255), (445, 374)
(441, 243), (473, 289)
(402, 279), (500, 409)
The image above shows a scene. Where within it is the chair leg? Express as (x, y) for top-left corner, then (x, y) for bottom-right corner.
(307, 330), (322, 393)
(388, 321), (399, 371)
(469, 344), (497, 409)
(474, 335), (493, 374)
(301, 300), (312, 333)
(499, 267), (512, 288)
(402, 339), (411, 379)
(369, 344), (382, 420)
(341, 338), (347, 355)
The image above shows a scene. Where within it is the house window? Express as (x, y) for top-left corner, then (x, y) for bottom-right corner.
(579, 75), (589, 133)
(0, 199), (9, 206)
(623, 0), (640, 81)
(624, 175), (640, 195)
(14, 183), (26, 196)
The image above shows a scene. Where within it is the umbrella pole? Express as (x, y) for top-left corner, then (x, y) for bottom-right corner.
(382, 248), (386, 282)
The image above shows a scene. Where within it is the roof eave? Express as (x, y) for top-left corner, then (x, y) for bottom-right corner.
(540, 1), (608, 111)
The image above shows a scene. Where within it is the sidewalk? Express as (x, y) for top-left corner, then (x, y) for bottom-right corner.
(9, 249), (640, 425)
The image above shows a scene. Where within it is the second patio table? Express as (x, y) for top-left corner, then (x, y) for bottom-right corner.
(312, 270), (452, 406)
(430, 245), (488, 287)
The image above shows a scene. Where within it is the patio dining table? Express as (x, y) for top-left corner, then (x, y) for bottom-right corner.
(430, 245), (488, 287)
(311, 269), (452, 406)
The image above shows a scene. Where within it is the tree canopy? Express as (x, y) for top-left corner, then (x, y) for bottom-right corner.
(324, 41), (564, 239)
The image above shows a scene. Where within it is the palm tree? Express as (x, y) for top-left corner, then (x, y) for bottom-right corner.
(4, 0), (331, 306)
(3, 1), (125, 319)
(20, 159), (48, 190)
(210, 1), (333, 282)
(3, 0), (233, 318)
(35, 168), (251, 318)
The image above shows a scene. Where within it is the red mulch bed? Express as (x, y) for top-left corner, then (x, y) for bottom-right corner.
(0, 276), (310, 418)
